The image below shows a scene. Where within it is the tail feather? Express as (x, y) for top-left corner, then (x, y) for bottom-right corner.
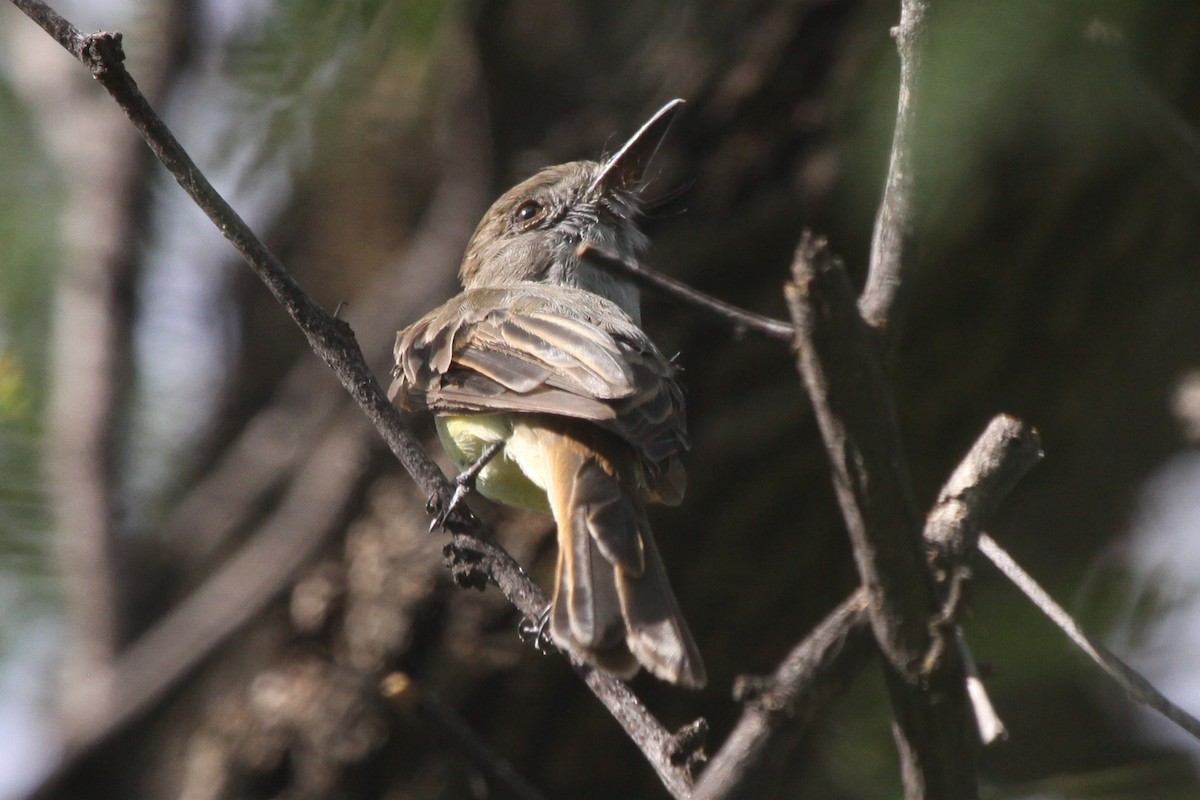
(551, 547), (636, 678)
(535, 424), (705, 687)
(575, 459), (645, 577)
(616, 520), (707, 688)
(564, 493), (625, 651)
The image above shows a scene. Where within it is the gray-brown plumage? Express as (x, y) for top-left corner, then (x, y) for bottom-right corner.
(391, 101), (705, 687)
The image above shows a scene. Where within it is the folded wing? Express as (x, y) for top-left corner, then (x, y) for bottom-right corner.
(391, 284), (687, 501)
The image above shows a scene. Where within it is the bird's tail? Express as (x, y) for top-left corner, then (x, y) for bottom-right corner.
(535, 425), (706, 688)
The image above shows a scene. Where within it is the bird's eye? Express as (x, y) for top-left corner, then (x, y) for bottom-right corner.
(513, 199), (545, 225)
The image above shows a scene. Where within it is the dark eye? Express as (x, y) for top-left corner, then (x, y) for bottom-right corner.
(514, 199), (545, 225)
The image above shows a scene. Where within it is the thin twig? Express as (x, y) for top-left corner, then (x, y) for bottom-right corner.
(577, 243), (795, 343)
(30, 60), (488, 794)
(584, 0), (930, 353)
(858, 0), (929, 343)
(166, 61), (482, 569)
(11, 0), (448, 507)
(788, 231), (979, 799)
(9, 3), (694, 796)
(978, 534), (1200, 742)
(820, 4), (971, 797)
(956, 630), (1006, 745)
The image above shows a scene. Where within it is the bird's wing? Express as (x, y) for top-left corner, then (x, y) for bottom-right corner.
(392, 286), (688, 500)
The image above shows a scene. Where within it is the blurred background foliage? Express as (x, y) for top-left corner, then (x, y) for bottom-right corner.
(0, 60), (58, 591)
(1, 0), (1200, 798)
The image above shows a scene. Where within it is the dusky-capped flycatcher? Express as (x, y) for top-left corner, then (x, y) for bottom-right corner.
(390, 100), (704, 687)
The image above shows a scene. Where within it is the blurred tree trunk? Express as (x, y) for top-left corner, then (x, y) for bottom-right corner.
(28, 1), (1200, 798)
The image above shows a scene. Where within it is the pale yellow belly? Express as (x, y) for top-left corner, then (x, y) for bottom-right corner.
(436, 414), (550, 513)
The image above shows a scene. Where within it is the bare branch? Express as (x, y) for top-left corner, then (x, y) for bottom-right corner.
(165, 81), (484, 570)
(787, 233), (932, 674)
(786, 232), (976, 799)
(578, 243), (795, 343)
(9, 2), (694, 796)
(925, 415), (1043, 565)
(787, 5), (980, 796)
(442, 534), (696, 799)
(693, 591), (873, 800)
(922, 415), (1040, 745)
(858, 0), (930, 342)
(978, 534), (1200, 742)
(583, 6), (936, 350)
(11, 7), (451, 504)
(697, 412), (1038, 798)
(26, 67), (489, 791)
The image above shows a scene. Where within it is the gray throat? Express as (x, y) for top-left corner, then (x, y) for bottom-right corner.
(548, 255), (642, 325)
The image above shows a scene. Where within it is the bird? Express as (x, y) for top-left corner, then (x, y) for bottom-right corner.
(390, 100), (705, 687)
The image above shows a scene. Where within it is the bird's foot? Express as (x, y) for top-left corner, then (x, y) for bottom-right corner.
(519, 605), (554, 653)
(427, 441), (503, 532)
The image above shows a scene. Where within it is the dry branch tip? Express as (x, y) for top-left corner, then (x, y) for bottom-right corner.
(669, 718), (710, 773)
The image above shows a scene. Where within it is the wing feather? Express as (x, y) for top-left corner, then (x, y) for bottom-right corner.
(430, 378), (618, 421)
(394, 285), (687, 499)
(506, 313), (634, 392)
(454, 346), (551, 392)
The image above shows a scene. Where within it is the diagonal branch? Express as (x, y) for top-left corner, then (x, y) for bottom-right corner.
(578, 243), (795, 343)
(695, 413), (1040, 800)
(925, 416), (1044, 566)
(693, 591), (873, 800)
(10, 2), (695, 797)
(979, 534), (1200, 742)
(27, 67), (490, 792)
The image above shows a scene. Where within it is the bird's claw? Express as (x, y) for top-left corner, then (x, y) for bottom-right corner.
(429, 467), (483, 531)
(519, 605), (554, 653)
(427, 442), (503, 532)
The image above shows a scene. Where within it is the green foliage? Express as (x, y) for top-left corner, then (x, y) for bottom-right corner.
(0, 75), (61, 596)
(218, 0), (449, 176)
(836, 2), (1158, 246)
(0, 79), (59, 403)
